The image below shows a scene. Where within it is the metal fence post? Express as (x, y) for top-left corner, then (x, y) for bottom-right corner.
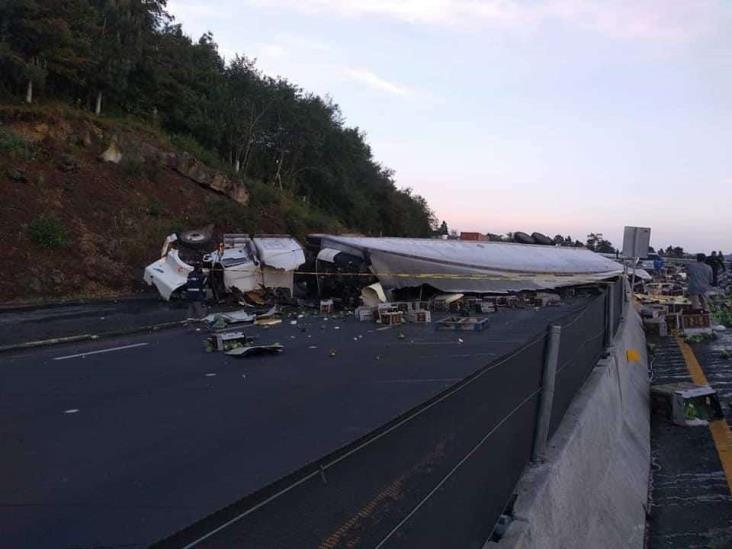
(606, 283), (615, 342)
(620, 275), (627, 319)
(532, 324), (562, 463)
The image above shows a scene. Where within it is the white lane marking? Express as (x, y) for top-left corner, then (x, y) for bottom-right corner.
(205, 373), (216, 377)
(376, 378), (462, 384)
(64, 409), (79, 414)
(53, 342), (149, 361)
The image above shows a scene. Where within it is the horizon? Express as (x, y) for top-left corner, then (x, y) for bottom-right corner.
(168, 0), (732, 253)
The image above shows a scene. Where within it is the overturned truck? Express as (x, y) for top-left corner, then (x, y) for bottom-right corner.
(310, 234), (623, 295)
(144, 232), (305, 301)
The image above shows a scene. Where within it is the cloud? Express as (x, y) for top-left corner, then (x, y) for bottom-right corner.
(253, 0), (724, 42)
(343, 67), (411, 96)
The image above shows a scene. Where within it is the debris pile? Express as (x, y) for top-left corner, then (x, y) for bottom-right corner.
(637, 255), (731, 338)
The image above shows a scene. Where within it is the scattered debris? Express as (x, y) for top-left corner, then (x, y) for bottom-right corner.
(432, 293), (464, 312)
(355, 306), (375, 322)
(205, 331), (254, 352)
(204, 309), (256, 329)
(226, 343), (284, 357)
(651, 382), (723, 426)
(436, 316), (490, 332)
(360, 282), (387, 307)
(255, 318), (282, 327)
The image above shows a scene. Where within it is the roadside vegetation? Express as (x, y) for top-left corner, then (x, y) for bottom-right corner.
(0, 1), (436, 237)
(27, 215), (67, 248)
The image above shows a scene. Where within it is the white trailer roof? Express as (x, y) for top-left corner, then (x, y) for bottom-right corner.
(312, 235), (623, 293)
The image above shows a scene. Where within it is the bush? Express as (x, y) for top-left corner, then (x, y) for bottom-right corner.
(28, 215), (68, 248)
(248, 180), (281, 208)
(170, 134), (225, 171)
(0, 127), (33, 159)
(147, 198), (164, 217)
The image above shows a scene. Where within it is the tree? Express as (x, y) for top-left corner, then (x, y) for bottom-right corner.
(586, 232), (614, 253)
(0, 2), (438, 237)
(223, 56), (269, 175)
(0, 0), (85, 103)
(437, 221), (449, 236)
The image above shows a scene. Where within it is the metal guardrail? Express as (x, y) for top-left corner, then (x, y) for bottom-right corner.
(154, 276), (626, 549)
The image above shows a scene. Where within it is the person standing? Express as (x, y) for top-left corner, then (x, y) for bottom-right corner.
(706, 251), (722, 286)
(687, 254), (713, 310)
(186, 264), (208, 320)
(718, 250), (727, 282)
(653, 254), (665, 274)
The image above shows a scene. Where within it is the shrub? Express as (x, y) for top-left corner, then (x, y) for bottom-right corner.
(248, 180), (281, 208)
(147, 198), (164, 218)
(28, 215), (68, 248)
(0, 127), (33, 159)
(170, 134), (225, 171)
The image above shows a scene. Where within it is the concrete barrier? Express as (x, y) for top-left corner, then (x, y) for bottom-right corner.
(489, 302), (649, 549)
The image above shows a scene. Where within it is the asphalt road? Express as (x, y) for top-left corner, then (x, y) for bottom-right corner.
(0, 297), (189, 347)
(1, 299), (589, 548)
(648, 335), (732, 548)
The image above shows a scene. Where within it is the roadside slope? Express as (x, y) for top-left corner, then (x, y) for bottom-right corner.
(0, 104), (340, 304)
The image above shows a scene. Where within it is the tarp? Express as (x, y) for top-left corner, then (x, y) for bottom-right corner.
(313, 235), (623, 293)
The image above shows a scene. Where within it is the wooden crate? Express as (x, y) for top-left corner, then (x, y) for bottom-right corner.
(681, 313), (711, 329)
(381, 311), (405, 325)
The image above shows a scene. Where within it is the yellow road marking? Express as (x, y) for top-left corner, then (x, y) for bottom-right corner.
(675, 337), (708, 385)
(675, 336), (732, 493)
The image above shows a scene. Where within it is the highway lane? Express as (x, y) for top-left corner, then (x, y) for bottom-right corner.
(0, 299), (589, 548)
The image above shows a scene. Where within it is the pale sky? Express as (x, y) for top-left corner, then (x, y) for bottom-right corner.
(168, 0), (732, 252)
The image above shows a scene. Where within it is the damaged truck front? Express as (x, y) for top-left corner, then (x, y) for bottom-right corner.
(143, 233), (305, 301)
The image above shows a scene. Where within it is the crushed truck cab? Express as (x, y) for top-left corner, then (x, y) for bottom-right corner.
(143, 233), (305, 301)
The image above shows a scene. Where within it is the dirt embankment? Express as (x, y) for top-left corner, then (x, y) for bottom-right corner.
(0, 105), (286, 305)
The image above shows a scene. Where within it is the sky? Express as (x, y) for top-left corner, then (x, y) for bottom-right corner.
(167, 0), (732, 252)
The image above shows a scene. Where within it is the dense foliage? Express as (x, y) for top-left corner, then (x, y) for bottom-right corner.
(0, 0), (436, 236)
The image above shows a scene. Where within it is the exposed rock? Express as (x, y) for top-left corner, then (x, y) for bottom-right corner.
(171, 153), (249, 205)
(49, 270), (65, 287)
(229, 184), (250, 205)
(99, 140), (123, 163)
